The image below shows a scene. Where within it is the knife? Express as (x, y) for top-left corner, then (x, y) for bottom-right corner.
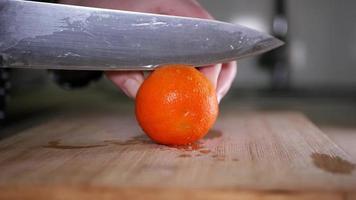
(0, 0), (283, 71)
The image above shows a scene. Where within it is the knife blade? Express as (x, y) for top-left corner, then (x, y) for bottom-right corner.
(0, 0), (283, 70)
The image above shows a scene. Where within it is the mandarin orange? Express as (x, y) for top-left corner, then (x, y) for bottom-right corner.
(135, 64), (218, 145)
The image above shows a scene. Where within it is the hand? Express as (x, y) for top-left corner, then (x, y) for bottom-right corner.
(60, 0), (237, 103)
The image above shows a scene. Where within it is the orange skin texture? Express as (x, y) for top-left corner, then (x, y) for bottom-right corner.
(135, 64), (219, 145)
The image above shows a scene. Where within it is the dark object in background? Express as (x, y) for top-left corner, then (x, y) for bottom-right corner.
(50, 70), (103, 89)
(0, 69), (5, 125)
(0, 67), (10, 126)
(259, 0), (289, 90)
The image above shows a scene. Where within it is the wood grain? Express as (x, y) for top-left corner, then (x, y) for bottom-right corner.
(323, 127), (356, 161)
(0, 186), (348, 200)
(0, 110), (355, 199)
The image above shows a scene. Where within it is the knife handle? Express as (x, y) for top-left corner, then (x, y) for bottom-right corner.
(0, 68), (9, 126)
(50, 70), (103, 89)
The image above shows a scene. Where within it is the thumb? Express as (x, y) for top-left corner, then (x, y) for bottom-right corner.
(105, 71), (144, 98)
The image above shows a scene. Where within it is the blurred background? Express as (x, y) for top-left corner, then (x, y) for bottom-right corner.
(202, 0), (356, 91)
(1, 0), (356, 150)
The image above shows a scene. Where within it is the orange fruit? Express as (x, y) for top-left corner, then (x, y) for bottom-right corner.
(135, 64), (218, 145)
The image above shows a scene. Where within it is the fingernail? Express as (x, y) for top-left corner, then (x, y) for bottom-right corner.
(122, 78), (140, 98)
(217, 88), (227, 104)
(217, 94), (222, 104)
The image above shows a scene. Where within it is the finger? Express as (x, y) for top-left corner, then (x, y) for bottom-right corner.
(198, 64), (221, 89)
(152, 0), (214, 19)
(216, 61), (237, 103)
(61, 0), (214, 20)
(105, 71), (144, 98)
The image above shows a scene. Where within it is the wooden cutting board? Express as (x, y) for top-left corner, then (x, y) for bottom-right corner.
(0, 109), (355, 199)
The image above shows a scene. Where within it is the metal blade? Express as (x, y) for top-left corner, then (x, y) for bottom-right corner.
(0, 0), (283, 70)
